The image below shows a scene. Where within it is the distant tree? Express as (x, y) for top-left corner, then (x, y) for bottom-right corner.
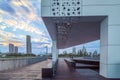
(76, 49), (84, 57)
(62, 51), (68, 57)
(89, 52), (92, 57)
(63, 51), (67, 54)
(0, 51), (1, 57)
(0, 51), (1, 54)
(69, 53), (73, 58)
(93, 50), (98, 57)
(5, 53), (36, 57)
(97, 53), (100, 57)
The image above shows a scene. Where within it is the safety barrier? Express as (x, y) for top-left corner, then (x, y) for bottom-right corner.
(0, 57), (47, 71)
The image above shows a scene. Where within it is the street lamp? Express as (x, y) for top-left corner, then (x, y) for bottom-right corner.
(45, 46), (48, 55)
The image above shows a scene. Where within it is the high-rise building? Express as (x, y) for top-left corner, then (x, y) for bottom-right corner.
(15, 46), (18, 53)
(72, 47), (76, 54)
(9, 44), (14, 53)
(26, 35), (32, 54)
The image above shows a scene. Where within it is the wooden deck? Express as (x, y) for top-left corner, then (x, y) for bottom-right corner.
(51, 58), (118, 80)
(42, 58), (120, 80)
(0, 59), (52, 80)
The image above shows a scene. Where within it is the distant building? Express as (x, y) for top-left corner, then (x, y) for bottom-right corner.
(9, 44), (14, 53)
(26, 35), (32, 54)
(15, 46), (18, 53)
(72, 47), (76, 54)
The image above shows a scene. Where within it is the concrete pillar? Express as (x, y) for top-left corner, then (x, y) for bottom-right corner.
(100, 17), (120, 78)
(52, 40), (58, 65)
(52, 40), (58, 76)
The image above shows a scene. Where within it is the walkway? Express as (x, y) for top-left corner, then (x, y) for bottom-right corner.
(52, 58), (104, 80)
(0, 59), (52, 80)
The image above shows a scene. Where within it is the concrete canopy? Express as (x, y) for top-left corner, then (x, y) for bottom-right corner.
(42, 16), (106, 49)
(41, 0), (120, 78)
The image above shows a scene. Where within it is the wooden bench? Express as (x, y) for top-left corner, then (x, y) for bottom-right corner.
(42, 68), (53, 78)
(64, 59), (76, 70)
(75, 63), (99, 69)
(73, 59), (99, 65)
(73, 59), (99, 70)
(42, 59), (58, 79)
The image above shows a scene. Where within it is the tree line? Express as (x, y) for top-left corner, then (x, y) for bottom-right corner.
(59, 46), (100, 57)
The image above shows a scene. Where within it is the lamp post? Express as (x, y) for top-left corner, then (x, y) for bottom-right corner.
(45, 46), (48, 55)
(44, 45), (49, 59)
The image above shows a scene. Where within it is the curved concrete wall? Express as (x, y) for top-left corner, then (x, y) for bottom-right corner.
(0, 57), (47, 71)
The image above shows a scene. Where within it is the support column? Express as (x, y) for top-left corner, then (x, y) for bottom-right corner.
(52, 40), (58, 76)
(100, 17), (120, 78)
(52, 40), (58, 65)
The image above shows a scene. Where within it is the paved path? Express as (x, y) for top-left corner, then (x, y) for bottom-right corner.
(0, 59), (52, 80)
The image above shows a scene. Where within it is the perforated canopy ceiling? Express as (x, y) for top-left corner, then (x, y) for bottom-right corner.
(42, 16), (106, 49)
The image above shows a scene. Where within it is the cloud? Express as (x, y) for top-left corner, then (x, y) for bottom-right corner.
(1, 18), (45, 36)
(0, 42), (8, 46)
(0, 30), (24, 47)
(0, 41), (24, 47)
(0, 9), (5, 15)
(0, 1), (15, 14)
(32, 38), (41, 42)
(33, 43), (52, 49)
(10, 0), (41, 21)
(0, 0), (44, 36)
(19, 35), (26, 39)
(32, 37), (52, 49)
(20, 5), (30, 13)
(0, 26), (7, 30)
(0, 30), (16, 39)
(32, 36), (50, 43)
